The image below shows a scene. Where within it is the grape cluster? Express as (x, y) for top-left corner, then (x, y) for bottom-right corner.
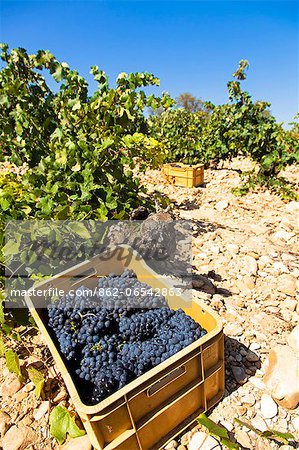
(47, 270), (207, 405)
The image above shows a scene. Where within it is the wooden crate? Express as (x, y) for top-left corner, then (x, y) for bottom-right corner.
(163, 163), (204, 187)
(25, 246), (223, 450)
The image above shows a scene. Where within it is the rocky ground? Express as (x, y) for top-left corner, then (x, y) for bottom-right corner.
(0, 158), (298, 450)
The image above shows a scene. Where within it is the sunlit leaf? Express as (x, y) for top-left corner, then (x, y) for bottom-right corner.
(49, 406), (85, 444)
(0, 336), (5, 357)
(198, 413), (240, 449)
(5, 349), (24, 382)
(68, 222), (91, 239)
(28, 366), (45, 398)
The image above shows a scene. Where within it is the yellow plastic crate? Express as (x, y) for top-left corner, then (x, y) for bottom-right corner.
(25, 246), (223, 450)
(163, 163), (204, 187)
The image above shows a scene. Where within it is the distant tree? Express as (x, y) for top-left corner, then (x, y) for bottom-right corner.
(176, 92), (205, 113)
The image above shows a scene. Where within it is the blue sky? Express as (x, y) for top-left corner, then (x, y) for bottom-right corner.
(0, 1), (298, 125)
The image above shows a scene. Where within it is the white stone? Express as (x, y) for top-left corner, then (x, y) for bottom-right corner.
(264, 344), (299, 409)
(0, 376), (22, 397)
(33, 401), (49, 421)
(215, 200), (229, 212)
(224, 323), (243, 336)
(284, 299), (298, 311)
(2, 425), (38, 450)
(242, 255), (258, 275)
(188, 432), (207, 450)
(240, 393), (256, 406)
(219, 419), (234, 432)
(273, 261), (289, 274)
(62, 435), (92, 450)
(261, 394), (278, 419)
(258, 255), (272, 269)
(273, 230), (295, 241)
(285, 201), (299, 213)
(291, 416), (299, 432)
(188, 432), (221, 450)
(258, 271), (268, 277)
(249, 342), (261, 351)
(287, 327), (299, 353)
(281, 253), (296, 262)
(277, 274), (297, 296)
(235, 429), (251, 448)
(251, 416), (268, 432)
(226, 243), (239, 254)
(249, 376), (265, 390)
(165, 440), (178, 449)
(0, 411), (11, 436)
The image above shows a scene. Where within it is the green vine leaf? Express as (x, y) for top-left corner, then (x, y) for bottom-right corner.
(0, 335), (5, 357)
(52, 65), (63, 82)
(5, 349), (25, 382)
(28, 366), (45, 398)
(2, 239), (20, 256)
(68, 222), (91, 239)
(49, 406), (85, 444)
(1, 323), (12, 335)
(198, 413), (240, 449)
(0, 299), (5, 325)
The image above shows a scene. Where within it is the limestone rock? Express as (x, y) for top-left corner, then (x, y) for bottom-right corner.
(264, 345), (299, 409)
(251, 416), (267, 432)
(62, 435), (92, 450)
(242, 255), (258, 275)
(0, 411), (11, 436)
(260, 394), (278, 419)
(215, 200), (229, 212)
(285, 201), (299, 212)
(0, 376), (22, 397)
(235, 429), (251, 448)
(284, 299), (297, 311)
(249, 376), (265, 390)
(249, 342), (261, 351)
(273, 230), (295, 242)
(226, 243), (239, 254)
(224, 322), (243, 336)
(2, 425), (38, 450)
(292, 415), (299, 432)
(258, 255), (272, 269)
(180, 431), (192, 446)
(287, 326), (299, 353)
(53, 387), (68, 404)
(240, 393), (256, 406)
(165, 440), (178, 449)
(33, 401), (49, 421)
(219, 419), (233, 432)
(277, 274), (297, 296)
(188, 432), (221, 450)
(236, 276), (255, 295)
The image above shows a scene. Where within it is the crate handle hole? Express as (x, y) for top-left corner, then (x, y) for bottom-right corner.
(147, 365), (186, 397)
(70, 267), (97, 286)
